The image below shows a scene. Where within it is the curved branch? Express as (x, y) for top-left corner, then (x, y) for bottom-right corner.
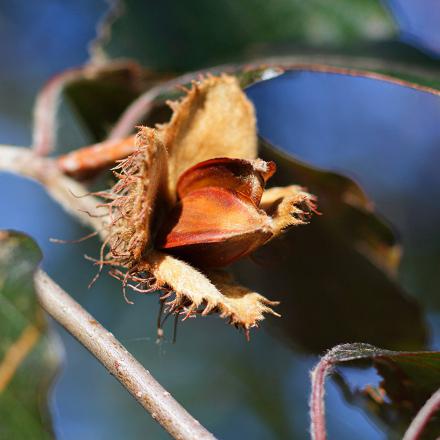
(108, 71), (199, 140)
(310, 356), (330, 440)
(32, 67), (87, 155)
(402, 387), (440, 440)
(34, 270), (216, 440)
(109, 58), (440, 142)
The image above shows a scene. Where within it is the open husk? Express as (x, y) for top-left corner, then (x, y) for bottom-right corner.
(100, 74), (316, 333)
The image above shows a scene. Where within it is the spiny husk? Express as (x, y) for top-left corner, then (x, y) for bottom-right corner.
(100, 75), (316, 333)
(261, 185), (319, 237)
(101, 127), (168, 267)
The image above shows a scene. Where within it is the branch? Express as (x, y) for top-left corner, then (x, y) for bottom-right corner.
(34, 269), (216, 440)
(309, 356), (330, 440)
(2, 144), (216, 438)
(402, 387), (440, 440)
(0, 145), (104, 232)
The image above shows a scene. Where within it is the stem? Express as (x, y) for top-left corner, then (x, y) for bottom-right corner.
(0, 145), (104, 232)
(402, 387), (440, 440)
(310, 358), (331, 440)
(34, 269), (216, 440)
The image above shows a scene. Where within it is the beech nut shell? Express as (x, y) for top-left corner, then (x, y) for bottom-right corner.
(156, 157), (276, 267)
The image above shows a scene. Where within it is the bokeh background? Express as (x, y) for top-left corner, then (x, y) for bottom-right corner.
(1, 1), (440, 439)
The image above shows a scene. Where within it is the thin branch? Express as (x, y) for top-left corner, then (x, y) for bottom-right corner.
(310, 357), (330, 440)
(0, 145), (104, 232)
(34, 269), (216, 440)
(308, 344), (385, 440)
(402, 387), (440, 440)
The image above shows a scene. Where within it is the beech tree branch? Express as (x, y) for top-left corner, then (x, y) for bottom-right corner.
(0, 145), (104, 232)
(1, 146), (216, 439)
(34, 269), (216, 440)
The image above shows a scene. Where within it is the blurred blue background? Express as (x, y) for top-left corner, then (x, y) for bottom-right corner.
(1, 1), (440, 439)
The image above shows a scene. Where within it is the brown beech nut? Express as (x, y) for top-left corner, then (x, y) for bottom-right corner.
(156, 157), (277, 267)
(176, 157), (276, 205)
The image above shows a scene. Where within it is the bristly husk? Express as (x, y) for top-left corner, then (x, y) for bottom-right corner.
(99, 75), (315, 333)
(261, 185), (319, 237)
(102, 127), (169, 267)
(131, 252), (280, 333)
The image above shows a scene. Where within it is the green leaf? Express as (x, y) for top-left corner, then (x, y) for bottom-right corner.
(90, 0), (440, 91)
(231, 139), (427, 353)
(311, 343), (440, 438)
(60, 64), (440, 160)
(92, 0), (395, 72)
(0, 231), (59, 440)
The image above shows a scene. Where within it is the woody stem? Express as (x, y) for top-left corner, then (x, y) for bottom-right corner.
(0, 145), (104, 233)
(1, 145), (216, 439)
(35, 270), (216, 440)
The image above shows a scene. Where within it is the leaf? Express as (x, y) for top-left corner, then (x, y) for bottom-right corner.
(91, 0), (395, 72)
(386, 0), (440, 57)
(0, 230), (59, 439)
(62, 62), (149, 143)
(231, 139), (427, 353)
(310, 343), (440, 439)
(245, 68), (440, 313)
(259, 138), (399, 273)
(90, 0), (440, 91)
(49, 58), (440, 167)
(63, 63), (440, 160)
(56, 62), (167, 156)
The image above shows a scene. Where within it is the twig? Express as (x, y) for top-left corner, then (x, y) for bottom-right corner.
(402, 387), (440, 440)
(309, 344), (386, 440)
(0, 145), (104, 232)
(34, 269), (216, 440)
(310, 357), (330, 440)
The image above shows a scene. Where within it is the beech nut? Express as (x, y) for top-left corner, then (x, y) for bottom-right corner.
(156, 157), (276, 267)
